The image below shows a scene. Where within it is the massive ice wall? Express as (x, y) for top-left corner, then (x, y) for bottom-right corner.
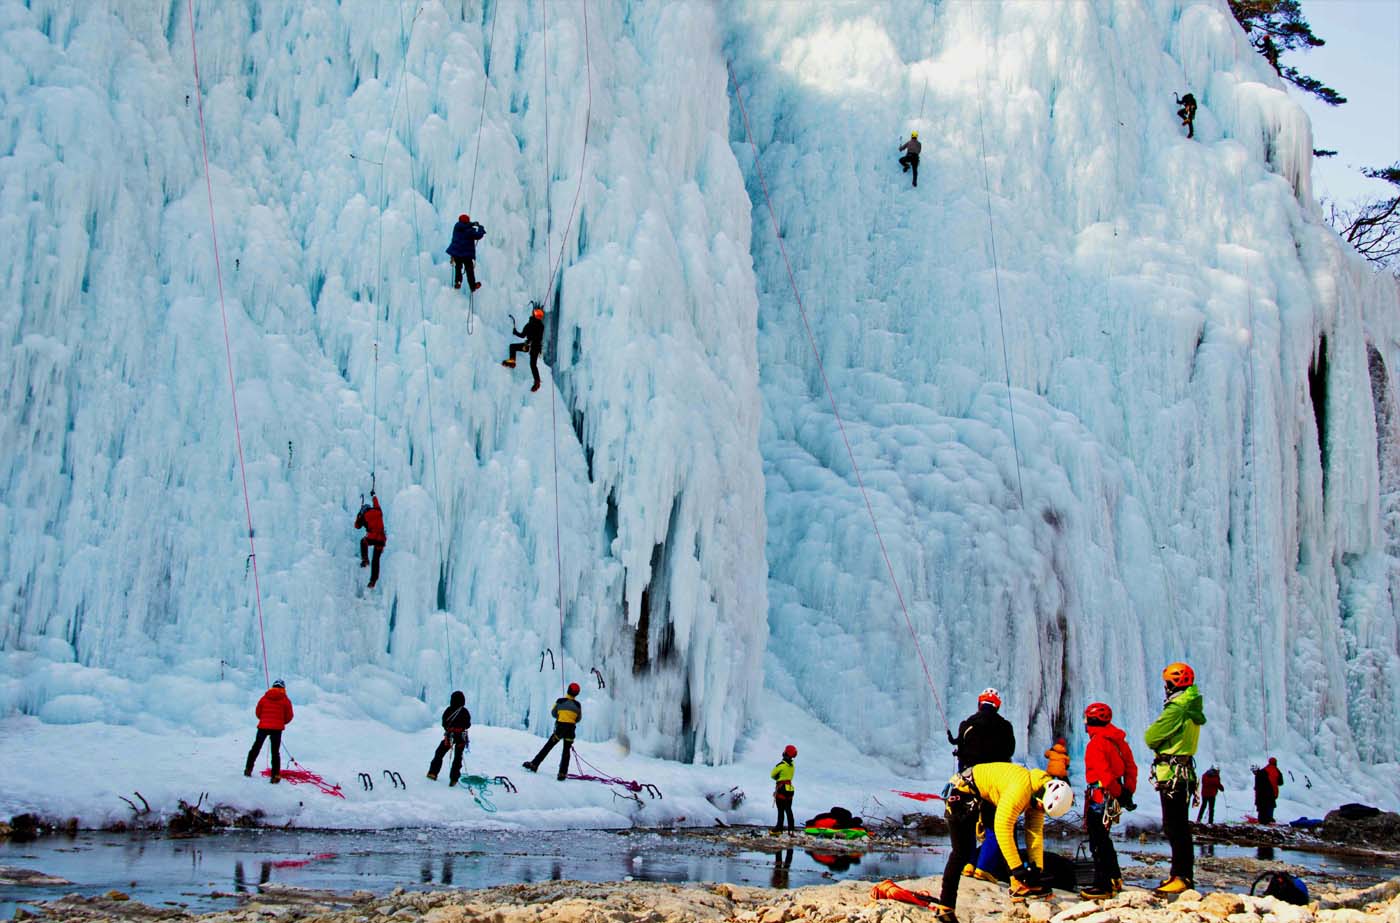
(0, 0), (767, 764)
(726, 0), (1400, 774)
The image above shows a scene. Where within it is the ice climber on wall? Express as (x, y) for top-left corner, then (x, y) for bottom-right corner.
(244, 680), (294, 784)
(935, 762), (1074, 920)
(1144, 661), (1206, 894)
(1079, 702), (1137, 900)
(502, 303), (546, 393)
(770, 745), (797, 834)
(897, 131), (921, 187)
(355, 492), (386, 589)
(426, 690), (472, 786)
(445, 214), (486, 292)
(523, 682), (581, 780)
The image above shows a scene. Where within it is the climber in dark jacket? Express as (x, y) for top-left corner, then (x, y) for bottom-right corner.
(427, 690), (472, 786)
(502, 303), (546, 392)
(948, 688), (1016, 770)
(445, 214), (486, 291)
(898, 132), (922, 187)
(1175, 93), (1197, 139)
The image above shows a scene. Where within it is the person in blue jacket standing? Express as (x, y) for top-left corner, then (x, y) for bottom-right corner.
(446, 214), (486, 291)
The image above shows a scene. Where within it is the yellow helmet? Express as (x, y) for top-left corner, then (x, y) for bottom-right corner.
(911, 130), (919, 138)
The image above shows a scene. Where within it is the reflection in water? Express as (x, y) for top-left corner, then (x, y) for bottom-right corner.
(808, 850), (862, 874)
(1198, 842), (1216, 858)
(1257, 846), (1276, 861)
(771, 849), (793, 889)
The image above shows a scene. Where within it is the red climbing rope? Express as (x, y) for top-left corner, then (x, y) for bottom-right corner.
(185, 0), (270, 688)
(726, 62), (949, 731)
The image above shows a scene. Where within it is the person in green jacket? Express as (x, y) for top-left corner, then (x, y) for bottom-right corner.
(771, 745), (797, 834)
(1144, 661), (1206, 894)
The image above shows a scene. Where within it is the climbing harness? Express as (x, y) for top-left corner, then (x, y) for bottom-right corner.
(184, 0), (271, 690)
(1149, 754), (1197, 798)
(726, 61), (951, 734)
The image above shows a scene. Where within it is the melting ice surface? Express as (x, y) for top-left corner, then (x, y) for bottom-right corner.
(3, 0), (1400, 821)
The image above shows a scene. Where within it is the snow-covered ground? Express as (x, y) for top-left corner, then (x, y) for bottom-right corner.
(3, 0), (1400, 824)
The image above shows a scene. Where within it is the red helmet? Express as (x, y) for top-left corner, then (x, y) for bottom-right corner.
(1162, 662), (1195, 689)
(567, 682), (580, 696)
(783, 744), (798, 758)
(1084, 702), (1113, 723)
(533, 306), (545, 318)
(459, 213), (470, 222)
(977, 687), (1002, 710)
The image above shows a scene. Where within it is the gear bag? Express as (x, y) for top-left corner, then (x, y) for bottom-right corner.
(1252, 872), (1309, 906)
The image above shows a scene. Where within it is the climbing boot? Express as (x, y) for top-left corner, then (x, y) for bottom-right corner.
(243, 768), (253, 778)
(502, 359), (516, 368)
(470, 282), (482, 292)
(426, 772), (438, 781)
(1110, 878), (1123, 895)
(531, 381), (541, 393)
(1079, 883), (1115, 900)
(1154, 876), (1192, 895)
(1010, 881), (1052, 900)
(449, 777), (458, 787)
(522, 761), (537, 773)
(269, 773), (281, 785)
(969, 867), (999, 883)
(929, 901), (958, 923)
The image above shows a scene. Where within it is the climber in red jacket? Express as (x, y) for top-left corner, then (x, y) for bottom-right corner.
(244, 680), (295, 783)
(355, 493), (387, 589)
(1080, 702), (1138, 899)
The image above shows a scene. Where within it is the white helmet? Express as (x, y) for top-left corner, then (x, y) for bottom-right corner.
(1039, 778), (1073, 818)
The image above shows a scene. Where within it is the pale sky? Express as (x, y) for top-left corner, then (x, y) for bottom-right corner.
(1293, 0), (1400, 205)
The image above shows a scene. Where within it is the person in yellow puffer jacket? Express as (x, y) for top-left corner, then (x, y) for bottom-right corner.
(1044, 738), (1070, 779)
(933, 762), (1074, 921)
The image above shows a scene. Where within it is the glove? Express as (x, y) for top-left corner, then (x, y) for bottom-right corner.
(1120, 792), (1137, 812)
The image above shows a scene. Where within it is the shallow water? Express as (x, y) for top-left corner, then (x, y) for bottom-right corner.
(3, 828), (1395, 920)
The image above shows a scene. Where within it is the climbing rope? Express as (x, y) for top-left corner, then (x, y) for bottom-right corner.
(463, 0), (500, 337)
(973, 72), (1027, 508)
(726, 62), (950, 733)
(184, 0), (271, 689)
(536, 0), (593, 692)
(394, 1), (453, 686)
(1240, 254), (1271, 750)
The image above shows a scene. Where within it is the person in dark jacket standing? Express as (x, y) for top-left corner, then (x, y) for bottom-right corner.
(244, 680), (294, 783)
(445, 214), (486, 291)
(1196, 766), (1223, 824)
(355, 493), (386, 589)
(523, 682), (581, 780)
(948, 687), (1015, 770)
(427, 690), (472, 786)
(1254, 756), (1283, 824)
(898, 131), (922, 187)
(502, 303), (546, 393)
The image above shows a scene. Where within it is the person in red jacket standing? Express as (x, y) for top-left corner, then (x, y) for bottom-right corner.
(1197, 766), (1224, 824)
(244, 680), (294, 784)
(1080, 702), (1138, 899)
(355, 493), (387, 589)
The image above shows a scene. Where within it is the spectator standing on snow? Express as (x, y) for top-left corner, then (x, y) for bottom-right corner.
(1254, 757), (1283, 824)
(244, 680), (294, 784)
(426, 690), (472, 786)
(1197, 766), (1223, 824)
(770, 745), (797, 834)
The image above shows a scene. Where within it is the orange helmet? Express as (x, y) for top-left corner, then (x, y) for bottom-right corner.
(1084, 702), (1113, 723)
(533, 306), (545, 318)
(1162, 662), (1195, 689)
(977, 687), (1002, 710)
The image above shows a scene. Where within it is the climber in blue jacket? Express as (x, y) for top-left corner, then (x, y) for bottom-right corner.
(446, 214), (486, 291)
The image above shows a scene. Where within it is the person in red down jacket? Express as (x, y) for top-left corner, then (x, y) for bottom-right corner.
(1080, 702), (1138, 899)
(244, 680), (294, 784)
(355, 492), (387, 589)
